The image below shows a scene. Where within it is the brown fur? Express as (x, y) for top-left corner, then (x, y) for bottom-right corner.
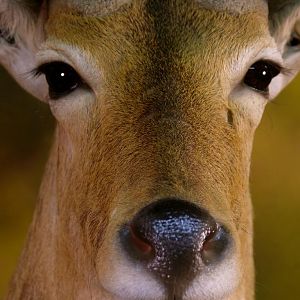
(1, 0), (300, 299)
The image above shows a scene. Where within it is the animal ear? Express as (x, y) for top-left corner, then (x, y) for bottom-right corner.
(268, 1), (300, 97)
(0, 0), (48, 101)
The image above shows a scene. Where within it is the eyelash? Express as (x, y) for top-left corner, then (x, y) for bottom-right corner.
(30, 64), (53, 78)
(29, 61), (85, 100)
(28, 59), (291, 101)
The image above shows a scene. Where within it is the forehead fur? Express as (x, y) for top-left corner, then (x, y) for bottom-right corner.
(50, 0), (131, 16)
(46, 1), (270, 95)
(50, 0), (268, 16)
(46, 0), (270, 64)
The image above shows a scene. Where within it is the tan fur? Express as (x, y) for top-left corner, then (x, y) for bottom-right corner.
(1, 1), (300, 299)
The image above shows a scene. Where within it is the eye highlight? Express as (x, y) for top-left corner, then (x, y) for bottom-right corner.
(34, 61), (83, 100)
(243, 60), (281, 93)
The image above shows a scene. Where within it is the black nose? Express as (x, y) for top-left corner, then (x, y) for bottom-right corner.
(120, 198), (231, 287)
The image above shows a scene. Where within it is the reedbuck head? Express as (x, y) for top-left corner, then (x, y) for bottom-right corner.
(1, 0), (300, 299)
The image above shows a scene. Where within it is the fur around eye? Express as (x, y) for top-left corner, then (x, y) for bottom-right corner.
(243, 60), (281, 93)
(32, 61), (83, 100)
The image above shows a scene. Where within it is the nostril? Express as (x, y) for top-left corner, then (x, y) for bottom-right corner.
(201, 225), (230, 265)
(129, 224), (153, 257)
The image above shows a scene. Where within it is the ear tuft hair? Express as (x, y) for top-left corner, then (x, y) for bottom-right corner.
(0, 0), (43, 47)
(267, 1), (300, 98)
(268, 1), (300, 33)
(268, 0), (300, 53)
(0, 0), (48, 101)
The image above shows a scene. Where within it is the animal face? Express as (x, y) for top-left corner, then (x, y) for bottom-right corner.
(1, 1), (299, 299)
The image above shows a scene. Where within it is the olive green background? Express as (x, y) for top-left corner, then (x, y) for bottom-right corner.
(0, 66), (299, 299)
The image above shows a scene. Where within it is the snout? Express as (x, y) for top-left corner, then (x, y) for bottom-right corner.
(119, 198), (232, 296)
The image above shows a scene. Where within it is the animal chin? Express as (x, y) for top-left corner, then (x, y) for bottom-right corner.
(103, 270), (240, 300)
(98, 245), (240, 300)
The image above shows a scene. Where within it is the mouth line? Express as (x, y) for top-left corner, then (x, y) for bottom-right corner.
(166, 279), (184, 300)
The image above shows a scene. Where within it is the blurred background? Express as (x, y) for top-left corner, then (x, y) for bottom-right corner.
(0, 66), (299, 299)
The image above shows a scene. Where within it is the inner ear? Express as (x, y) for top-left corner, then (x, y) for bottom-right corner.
(0, 0), (48, 101)
(283, 18), (300, 62)
(0, 28), (15, 45)
(266, 2), (300, 98)
(287, 20), (300, 47)
(288, 33), (300, 47)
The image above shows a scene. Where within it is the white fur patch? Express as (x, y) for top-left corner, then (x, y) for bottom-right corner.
(0, 0), (48, 100)
(0, 37), (48, 100)
(98, 236), (239, 300)
(0, 0), (37, 46)
(51, 0), (132, 17)
(196, 0), (268, 14)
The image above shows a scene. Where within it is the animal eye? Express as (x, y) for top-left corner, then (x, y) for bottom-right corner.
(36, 62), (83, 100)
(243, 61), (281, 93)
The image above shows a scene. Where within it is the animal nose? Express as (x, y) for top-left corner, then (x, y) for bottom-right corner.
(120, 198), (231, 286)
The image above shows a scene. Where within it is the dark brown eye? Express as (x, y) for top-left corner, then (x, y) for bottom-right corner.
(36, 62), (83, 100)
(244, 61), (281, 93)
